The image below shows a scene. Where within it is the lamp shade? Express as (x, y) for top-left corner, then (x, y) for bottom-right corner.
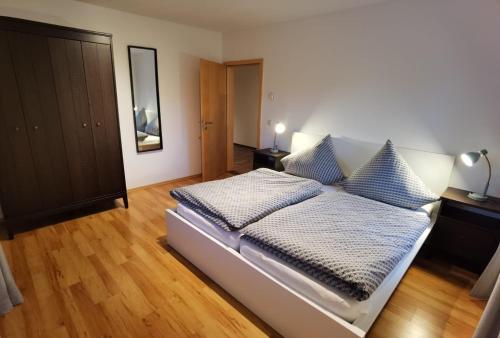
(459, 149), (491, 201)
(461, 152), (481, 167)
(275, 122), (286, 134)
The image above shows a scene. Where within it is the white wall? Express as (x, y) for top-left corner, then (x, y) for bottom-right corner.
(0, 0), (222, 189)
(233, 65), (260, 148)
(224, 0), (500, 197)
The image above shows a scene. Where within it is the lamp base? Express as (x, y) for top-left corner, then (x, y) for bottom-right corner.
(270, 147), (279, 153)
(467, 192), (488, 202)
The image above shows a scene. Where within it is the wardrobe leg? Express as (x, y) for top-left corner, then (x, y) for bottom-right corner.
(7, 226), (14, 240)
(123, 195), (129, 209)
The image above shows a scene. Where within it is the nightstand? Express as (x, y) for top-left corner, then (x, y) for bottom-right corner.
(425, 187), (500, 274)
(253, 148), (290, 171)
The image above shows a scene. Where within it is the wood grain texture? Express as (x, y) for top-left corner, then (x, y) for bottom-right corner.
(226, 65), (235, 172)
(8, 31), (73, 210)
(48, 37), (100, 201)
(0, 177), (486, 338)
(82, 41), (124, 195)
(200, 59), (227, 181)
(232, 144), (254, 174)
(0, 16), (111, 44)
(0, 30), (41, 216)
(0, 17), (127, 238)
(442, 187), (500, 214)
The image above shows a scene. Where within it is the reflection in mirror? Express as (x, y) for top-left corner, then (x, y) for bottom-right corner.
(128, 46), (162, 152)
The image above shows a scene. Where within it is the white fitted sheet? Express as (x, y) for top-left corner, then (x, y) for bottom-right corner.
(239, 238), (370, 322)
(176, 203), (242, 250)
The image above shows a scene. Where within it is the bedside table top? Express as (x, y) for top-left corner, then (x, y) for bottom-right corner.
(254, 148), (290, 158)
(442, 187), (500, 214)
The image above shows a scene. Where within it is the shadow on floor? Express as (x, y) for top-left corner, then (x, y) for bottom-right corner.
(1, 199), (125, 240)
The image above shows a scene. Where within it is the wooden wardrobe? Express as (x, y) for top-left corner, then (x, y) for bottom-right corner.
(0, 17), (127, 238)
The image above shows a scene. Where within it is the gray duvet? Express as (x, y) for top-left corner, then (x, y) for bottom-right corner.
(171, 168), (323, 231)
(242, 191), (430, 301)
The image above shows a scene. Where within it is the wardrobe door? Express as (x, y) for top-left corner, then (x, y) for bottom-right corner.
(0, 31), (41, 216)
(48, 38), (100, 201)
(7, 31), (73, 210)
(82, 42), (124, 195)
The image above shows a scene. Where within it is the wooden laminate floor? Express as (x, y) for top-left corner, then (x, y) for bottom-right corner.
(233, 144), (254, 174)
(0, 177), (486, 338)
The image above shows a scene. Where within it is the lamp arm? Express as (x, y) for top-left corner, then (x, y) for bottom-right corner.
(273, 132), (277, 150)
(483, 154), (492, 197)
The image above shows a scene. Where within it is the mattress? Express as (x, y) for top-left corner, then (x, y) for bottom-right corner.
(176, 203), (242, 250)
(239, 238), (370, 322)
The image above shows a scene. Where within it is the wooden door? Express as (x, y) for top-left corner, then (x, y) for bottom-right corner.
(48, 37), (100, 201)
(82, 42), (125, 195)
(7, 31), (74, 210)
(0, 31), (41, 216)
(200, 59), (227, 181)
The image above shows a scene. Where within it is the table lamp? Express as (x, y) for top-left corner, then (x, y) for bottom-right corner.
(271, 122), (286, 153)
(460, 149), (491, 201)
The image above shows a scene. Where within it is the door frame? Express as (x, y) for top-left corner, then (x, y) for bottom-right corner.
(224, 58), (263, 171)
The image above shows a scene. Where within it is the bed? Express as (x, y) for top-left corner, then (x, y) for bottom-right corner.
(166, 132), (455, 338)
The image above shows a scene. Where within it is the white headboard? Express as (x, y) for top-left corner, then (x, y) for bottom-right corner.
(290, 132), (455, 195)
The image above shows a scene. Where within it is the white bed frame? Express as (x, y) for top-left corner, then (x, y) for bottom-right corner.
(165, 132), (456, 338)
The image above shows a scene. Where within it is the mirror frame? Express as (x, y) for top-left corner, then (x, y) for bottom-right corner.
(127, 45), (163, 153)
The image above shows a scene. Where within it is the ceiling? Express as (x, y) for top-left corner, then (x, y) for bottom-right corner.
(77, 0), (392, 32)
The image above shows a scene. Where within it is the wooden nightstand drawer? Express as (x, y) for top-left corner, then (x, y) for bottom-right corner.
(426, 187), (500, 274)
(432, 216), (498, 271)
(254, 154), (276, 165)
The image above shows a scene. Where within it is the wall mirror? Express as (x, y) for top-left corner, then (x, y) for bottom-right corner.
(128, 46), (163, 152)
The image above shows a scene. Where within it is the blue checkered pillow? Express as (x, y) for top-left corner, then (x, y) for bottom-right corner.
(281, 135), (344, 184)
(341, 140), (438, 209)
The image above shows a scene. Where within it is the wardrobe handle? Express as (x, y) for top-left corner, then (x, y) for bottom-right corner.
(82, 122), (88, 128)
(33, 125), (39, 131)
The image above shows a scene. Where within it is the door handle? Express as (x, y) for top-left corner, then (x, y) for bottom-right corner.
(201, 121), (213, 130)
